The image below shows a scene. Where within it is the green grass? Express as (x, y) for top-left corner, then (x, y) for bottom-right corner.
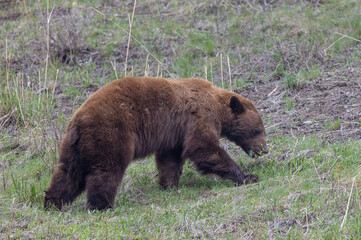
(1, 135), (361, 238)
(284, 97), (295, 112)
(1, 0), (361, 238)
(0, 74), (56, 125)
(283, 72), (299, 89)
(324, 119), (342, 131)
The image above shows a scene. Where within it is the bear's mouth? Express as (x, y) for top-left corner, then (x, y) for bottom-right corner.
(240, 144), (268, 158)
(249, 150), (260, 159)
(238, 144), (266, 159)
(244, 148), (263, 159)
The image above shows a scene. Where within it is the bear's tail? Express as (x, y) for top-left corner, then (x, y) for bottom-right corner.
(44, 124), (87, 210)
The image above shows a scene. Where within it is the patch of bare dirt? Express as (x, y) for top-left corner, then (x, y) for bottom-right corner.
(238, 67), (361, 142)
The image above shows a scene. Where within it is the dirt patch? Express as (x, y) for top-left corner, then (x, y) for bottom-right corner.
(238, 66), (361, 142)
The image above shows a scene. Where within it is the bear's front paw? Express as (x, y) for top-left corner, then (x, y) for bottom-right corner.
(239, 174), (259, 185)
(247, 174), (259, 183)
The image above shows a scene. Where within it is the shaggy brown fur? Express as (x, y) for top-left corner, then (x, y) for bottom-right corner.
(44, 77), (268, 210)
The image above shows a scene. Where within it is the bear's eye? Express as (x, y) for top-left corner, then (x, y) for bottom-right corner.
(254, 129), (261, 135)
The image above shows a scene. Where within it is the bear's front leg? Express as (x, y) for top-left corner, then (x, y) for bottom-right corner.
(186, 142), (258, 185)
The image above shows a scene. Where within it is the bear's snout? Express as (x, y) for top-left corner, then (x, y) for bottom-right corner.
(246, 144), (268, 158)
(261, 146), (268, 154)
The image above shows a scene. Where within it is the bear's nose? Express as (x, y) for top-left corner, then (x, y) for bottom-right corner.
(262, 146), (268, 154)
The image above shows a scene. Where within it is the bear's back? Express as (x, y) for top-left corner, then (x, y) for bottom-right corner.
(70, 77), (193, 157)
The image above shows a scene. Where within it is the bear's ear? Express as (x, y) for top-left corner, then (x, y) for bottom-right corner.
(230, 96), (244, 114)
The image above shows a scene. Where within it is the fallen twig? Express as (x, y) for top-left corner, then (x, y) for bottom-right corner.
(340, 171), (361, 230)
(267, 86), (278, 97)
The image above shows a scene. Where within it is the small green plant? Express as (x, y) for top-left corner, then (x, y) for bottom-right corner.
(299, 65), (321, 82)
(173, 52), (197, 78)
(234, 78), (249, 89)
(283, 72), (298, 89)
(64, 85), (81, 96)
(275, 64), (285, 78)
(284, 97), (295, 112)
(324, 119), (341, 131)
(280, 64), (320, 91)
(187, 32), (215, 56)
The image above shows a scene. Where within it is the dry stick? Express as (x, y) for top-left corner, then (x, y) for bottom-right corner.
(210, 62), (213, 85)
(336, 32), (361, 43)
(23, 0), (28, 15)
(91, 8), (175, 79)
(125, 0), (137, 77)
(38, 70), (41, 115)
(204, 65), (207, 81)
(311, 158), (322, 184)
(267, 86), (278, 97)
(220, 53), (224, 88)
(326, 156), (340, 177)
(46, 78), (49, 114)
(291, 165), (302, 181)
(45, 1), (54, 85)
(110, 60), (118, 79)
(23, 0), (29, 22)
(7, 43), (13, 108)
(325, 32), (361, 53)
(244, 0), (262, 12)
(324, 36), (345, 53)
(156, 63), (160, 77)
(45, 2), (54, 116)
(144, 54), (149, 76)
(14, 76), (25, 124)
(305, 208), (309, 235)
(20, 73), (24, 107)
(340, 172), (361, 230)
(51, 69), (59, 105)
(227, 55), (232, 91)
(30, 76), (34, 113)
(5, 38), (9, 100)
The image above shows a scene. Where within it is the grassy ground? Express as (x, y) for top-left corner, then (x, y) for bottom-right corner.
(1, 0), (361, 239)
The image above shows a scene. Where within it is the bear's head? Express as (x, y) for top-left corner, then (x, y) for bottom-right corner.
(223, 96), (268, 158)
(44, 191), (62, 210)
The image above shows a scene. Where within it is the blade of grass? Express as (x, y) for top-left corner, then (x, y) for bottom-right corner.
(125, 0), (137, 77)
(227, 55), (232, 91)
(220, 53), (224, 88)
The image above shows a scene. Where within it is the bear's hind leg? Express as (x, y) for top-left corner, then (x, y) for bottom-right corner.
(156, 148), (184, 189)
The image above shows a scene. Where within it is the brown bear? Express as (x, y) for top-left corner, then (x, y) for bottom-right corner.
(44, 76), (268, 210)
